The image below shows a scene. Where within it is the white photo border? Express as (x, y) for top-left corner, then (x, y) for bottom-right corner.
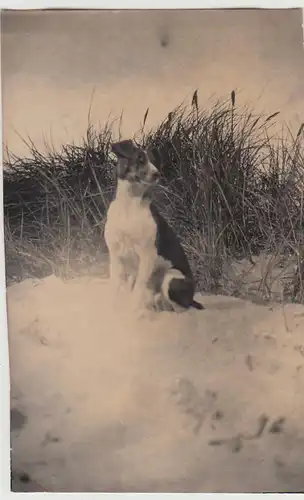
(1, 1), (304, 498)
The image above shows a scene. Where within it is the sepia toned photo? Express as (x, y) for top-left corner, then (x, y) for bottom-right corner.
(2, 8), (304, 493)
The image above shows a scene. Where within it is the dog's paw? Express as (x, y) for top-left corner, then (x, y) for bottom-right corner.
(153, 292), (164, 311)
(126, 275), (136, 291)
(130, 288), (155, 315)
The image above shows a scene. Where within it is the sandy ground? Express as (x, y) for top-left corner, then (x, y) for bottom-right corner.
(7, 274), (304, 493)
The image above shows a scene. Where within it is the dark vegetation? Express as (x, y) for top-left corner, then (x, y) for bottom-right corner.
(3, 92), (304, 303)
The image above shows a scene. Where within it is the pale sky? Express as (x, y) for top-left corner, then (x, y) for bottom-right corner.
(1, 9), (304, 157)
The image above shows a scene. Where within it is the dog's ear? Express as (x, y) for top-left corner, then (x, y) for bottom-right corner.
(147, 146), (162, 170)
(111, 140), (135, 159)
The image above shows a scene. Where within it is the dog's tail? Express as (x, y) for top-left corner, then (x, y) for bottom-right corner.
(162, 269), (205, 311)
(191, 300), (205, 310)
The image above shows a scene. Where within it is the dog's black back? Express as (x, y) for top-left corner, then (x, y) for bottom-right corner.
(149, 203), (204, 310)
(149, 202), (193, 280)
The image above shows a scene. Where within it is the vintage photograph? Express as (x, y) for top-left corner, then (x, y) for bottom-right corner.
(2, 8), (304, 492)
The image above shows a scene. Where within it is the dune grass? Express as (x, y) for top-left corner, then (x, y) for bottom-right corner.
(3, 92), (304, 303)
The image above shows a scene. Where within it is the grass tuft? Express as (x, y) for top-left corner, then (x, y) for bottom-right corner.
(3, 93), (304, 303)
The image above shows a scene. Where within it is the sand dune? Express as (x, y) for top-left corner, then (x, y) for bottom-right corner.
(7, 274), (304, 492)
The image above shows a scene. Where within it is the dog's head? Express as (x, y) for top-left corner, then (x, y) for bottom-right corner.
(111, 140), (161, 194)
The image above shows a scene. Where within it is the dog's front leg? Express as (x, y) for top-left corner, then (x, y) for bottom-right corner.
(108, 251), (128, 296)
(131, 249), (157, 310)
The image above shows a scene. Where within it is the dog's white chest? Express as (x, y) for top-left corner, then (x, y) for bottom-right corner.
(105, 196), (157, 255)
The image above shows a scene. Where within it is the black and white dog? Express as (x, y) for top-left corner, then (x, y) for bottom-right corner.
(104, 139), (204, 312)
